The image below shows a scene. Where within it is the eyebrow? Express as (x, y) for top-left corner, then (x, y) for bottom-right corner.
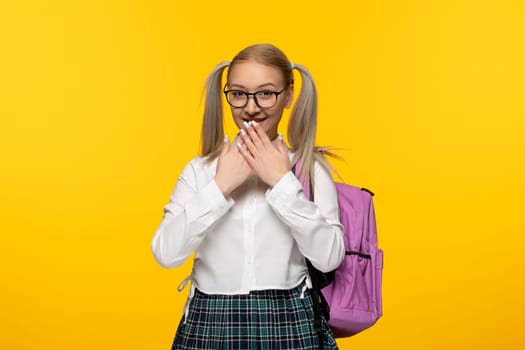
(228, 83), (279, 90)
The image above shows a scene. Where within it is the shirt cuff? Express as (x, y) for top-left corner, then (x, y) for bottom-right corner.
(186, 179), (235, 224)
(265, 171), (303, 209)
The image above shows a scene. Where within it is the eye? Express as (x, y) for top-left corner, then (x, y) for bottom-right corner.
(256, 90), (275, 100)
(230, 91), (246, 97)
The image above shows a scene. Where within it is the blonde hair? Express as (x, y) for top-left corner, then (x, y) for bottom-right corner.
(200, 44), (333, 181)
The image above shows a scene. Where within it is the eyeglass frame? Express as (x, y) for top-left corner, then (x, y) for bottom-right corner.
(223, 84), (287, 109)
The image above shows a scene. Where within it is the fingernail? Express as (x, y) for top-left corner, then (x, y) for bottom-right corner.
(236, 142), (242, 149)
(243, 121), (251, 128)
(224, 135), (228, 142)
(240, 129), (246, 135)
(250, 121), (257, 127)
(278, 133), (283, 140)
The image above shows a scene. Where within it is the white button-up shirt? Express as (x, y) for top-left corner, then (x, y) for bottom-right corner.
(151, 149), (345, 295)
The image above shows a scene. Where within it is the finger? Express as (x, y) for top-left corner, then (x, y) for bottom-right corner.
(236, 141), (256, 166)
(244, 121), (266, 148)
(234, 139), (246, 156)
(275, 134), (285, 153)
(240, 129), (258, 156)
(234, 141), (253, 169)
(251, 122), (271, 145)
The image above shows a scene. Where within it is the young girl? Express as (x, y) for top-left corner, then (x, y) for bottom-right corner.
(152, 43), (344, 349)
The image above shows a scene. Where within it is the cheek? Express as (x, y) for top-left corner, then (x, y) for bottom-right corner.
(268, 105), (286, 120)
(264, 111), (284, 129)
(231, 110), (244, 128)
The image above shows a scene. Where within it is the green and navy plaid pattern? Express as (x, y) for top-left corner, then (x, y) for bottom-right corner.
(171, 282), (337, 349)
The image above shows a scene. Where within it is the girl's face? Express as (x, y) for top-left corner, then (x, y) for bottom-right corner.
(227, 61), (293, 140)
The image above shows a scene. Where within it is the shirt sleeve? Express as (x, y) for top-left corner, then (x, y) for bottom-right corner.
(265, 161), (345, 272)
(151, 159), (235, 268)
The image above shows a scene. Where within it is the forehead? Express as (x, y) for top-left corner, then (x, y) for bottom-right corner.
(227, 61), (285, 88)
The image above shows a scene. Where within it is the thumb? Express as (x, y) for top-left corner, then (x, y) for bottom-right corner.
(275, 134), (285, 153)
(221, 135), (231, 155)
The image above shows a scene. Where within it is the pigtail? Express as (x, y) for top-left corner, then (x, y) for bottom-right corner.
(201, 61), (230, 161)
(287, 64), (331, 182)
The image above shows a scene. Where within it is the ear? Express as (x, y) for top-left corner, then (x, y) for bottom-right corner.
(285, 84), (294, 108)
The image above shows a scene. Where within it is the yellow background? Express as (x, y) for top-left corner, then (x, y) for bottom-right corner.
(1, 0), (524, 349)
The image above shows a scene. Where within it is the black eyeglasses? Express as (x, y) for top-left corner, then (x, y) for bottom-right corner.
(223, 86), (286, 108)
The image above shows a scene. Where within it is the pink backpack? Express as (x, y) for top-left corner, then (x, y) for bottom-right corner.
(294, 163), (384, 338)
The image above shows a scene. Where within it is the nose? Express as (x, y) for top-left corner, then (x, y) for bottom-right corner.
(244, 95), (260, 115)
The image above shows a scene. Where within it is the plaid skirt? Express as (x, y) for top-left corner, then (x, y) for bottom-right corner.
(171, 281), (338, 349)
